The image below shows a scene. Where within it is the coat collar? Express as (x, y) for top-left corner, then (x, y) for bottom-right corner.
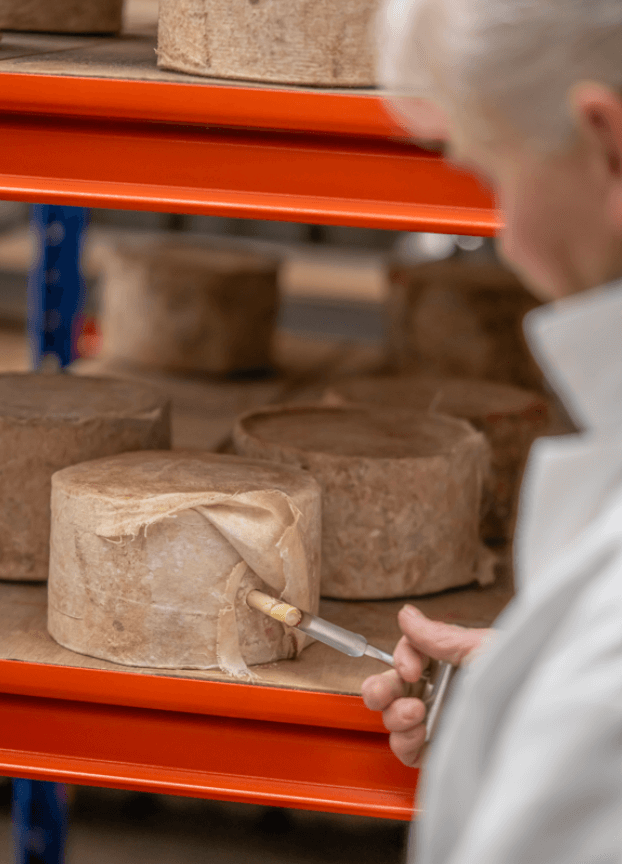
(524, 279), (622, 432)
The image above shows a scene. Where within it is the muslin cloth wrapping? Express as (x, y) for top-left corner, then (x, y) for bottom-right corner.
(48, 451), (321, 678)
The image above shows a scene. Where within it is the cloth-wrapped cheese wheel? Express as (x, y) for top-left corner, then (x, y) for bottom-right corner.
(0, 374), (170, 582)
(99, 238), (280, 376)
(387, 260), (543, 391)
(325, 375), (549, 543)
(233, 404), (492, 599)
(48, 451), (322, 677)
(157, 0), (377, 87)
(0, 0), (123, 33)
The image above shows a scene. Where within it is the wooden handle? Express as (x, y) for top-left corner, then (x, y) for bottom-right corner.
(246, 589), (303, 627)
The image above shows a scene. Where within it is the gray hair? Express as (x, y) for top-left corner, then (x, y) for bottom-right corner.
(377, 0), (622, 150)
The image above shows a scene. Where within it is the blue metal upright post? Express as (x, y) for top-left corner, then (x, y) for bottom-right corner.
(12, 204), (89, 864)
(27, 204), (87, 369)
(12, 781), (68, 864)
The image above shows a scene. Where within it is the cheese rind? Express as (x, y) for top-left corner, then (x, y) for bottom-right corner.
(325, 375), (549, 542)
(99, 238), (279, 375)
(0, 0), (123, 33)
(388, 261), (543, 391)
(0, 374), (170, 582)
(48, 451), (322, 676)
(157, 0), (378, 87)
(233, 404), (492, 599)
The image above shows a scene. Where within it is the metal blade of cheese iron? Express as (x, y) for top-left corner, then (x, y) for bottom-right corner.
(296, 612), (395, 667)
(296, 609), (455, 742)
(421, 661), (456, 743)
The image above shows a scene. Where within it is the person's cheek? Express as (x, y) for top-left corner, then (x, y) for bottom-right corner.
(496, 199), (560, 301)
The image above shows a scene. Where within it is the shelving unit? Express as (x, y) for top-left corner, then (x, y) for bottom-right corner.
(0, 27), (498, 233)
(0, 13), (505, 821)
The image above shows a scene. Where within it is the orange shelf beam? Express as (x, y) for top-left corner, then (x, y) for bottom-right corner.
(0, 660), (417, 819)
(0, 72), (500, 233)
(0, 658), (386, 734)
(0, 72), (402, 139)
(0, 70), (479, 816)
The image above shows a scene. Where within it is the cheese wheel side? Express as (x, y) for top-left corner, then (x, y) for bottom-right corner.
(157, 0), (377, 87)
(324, 375), (550, 543)
(233, 404), (493, 600)
(0, 374), (171, 582)
(99, 240), (280, 376)
(0, 0), (123, 33)
(387, 260), (543, 391)
(48, 451), (322, 677)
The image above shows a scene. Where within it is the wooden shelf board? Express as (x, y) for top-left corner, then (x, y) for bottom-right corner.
(0, 575), (511, 728)
(0, 30), (437, 140)
(0, 573), (510, 816)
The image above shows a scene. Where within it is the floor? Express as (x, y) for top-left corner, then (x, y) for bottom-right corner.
(0, 782), (409, 864)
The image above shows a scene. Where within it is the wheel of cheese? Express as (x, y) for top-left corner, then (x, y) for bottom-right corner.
(48, 451), (321, 677)
(157, 0), (377, 86)
(0, 374), (170, 582)
(233, 404), (492, 599)
(387, 260), (543, 391)
(325, 375), (549, 543)
(99, 238), (280, 376)
(0, 0), (123, 33)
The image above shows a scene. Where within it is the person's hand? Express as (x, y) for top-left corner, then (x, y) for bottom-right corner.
(361, 605), (492, 767)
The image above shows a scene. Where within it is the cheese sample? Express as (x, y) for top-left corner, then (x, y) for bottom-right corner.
(387, 260), (543, 391)
(234, 404), (492, 599)
(99, 238), (279, 375)
(325, 375), (549, 542)
(48, 451), (322, 676)
(157, 0), (377, 86)
(0, 374), (170, 582)
(0, 0), (123, 32)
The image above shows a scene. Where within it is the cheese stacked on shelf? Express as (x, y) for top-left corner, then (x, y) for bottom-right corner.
(48, 451), (322, 676)
(324, 375), (549, 543)
(98, 237), (280, 376)
(387, 260), (543, 391)
(0, 0), (123, 33)
(0, 374), (170, 582)
(234, 404), (493, 599)
(157, 0), (378, 86)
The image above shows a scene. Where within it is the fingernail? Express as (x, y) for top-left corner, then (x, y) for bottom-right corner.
(400, 604), (420, 619)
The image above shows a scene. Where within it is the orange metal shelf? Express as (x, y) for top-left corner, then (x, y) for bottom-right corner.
(0, 659), (417, 819)
(0, 71), (500, 233)
(0, 64), (494, 818)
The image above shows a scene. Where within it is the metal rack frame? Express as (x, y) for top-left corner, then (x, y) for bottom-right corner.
(0, 65), (499, 819)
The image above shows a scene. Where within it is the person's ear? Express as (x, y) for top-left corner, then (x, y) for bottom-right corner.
(569, 81), (622, 225)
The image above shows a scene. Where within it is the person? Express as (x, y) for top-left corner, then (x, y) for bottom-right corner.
(362, 2), (622, 862)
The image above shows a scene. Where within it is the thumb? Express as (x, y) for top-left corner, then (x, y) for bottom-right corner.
(398, 605), (489, 666)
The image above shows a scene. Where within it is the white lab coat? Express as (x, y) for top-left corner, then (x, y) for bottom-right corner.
(412, 280), (622, 864)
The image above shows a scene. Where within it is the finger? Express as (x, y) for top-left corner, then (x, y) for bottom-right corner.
(393, 635), (427, 682)
(382, 697), (426, 733)
(361, 669), (406, 712)
(398, 605), (490, 666)
(389, 724), (427, 768)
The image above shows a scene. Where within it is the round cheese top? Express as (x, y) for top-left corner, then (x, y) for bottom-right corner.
(0, 374), (167, 424)
(237, 405), (480, 460)
(330, 376), (546, 421)
(112, 238), (278, 274)
(53, 450), (319, 500)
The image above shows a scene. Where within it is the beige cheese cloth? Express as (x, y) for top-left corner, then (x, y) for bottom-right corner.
(157, 0), (378, 87)
(48, 451), (321, 678)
